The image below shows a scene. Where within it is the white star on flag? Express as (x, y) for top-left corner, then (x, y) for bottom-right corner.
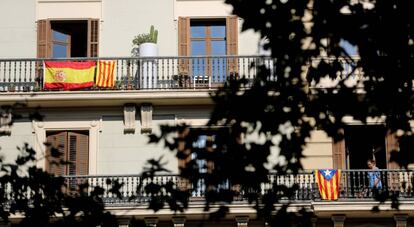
(323, 169), (332, 177)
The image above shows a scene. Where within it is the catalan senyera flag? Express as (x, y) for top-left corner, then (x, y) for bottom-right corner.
(315, 169), (341, 200)
(96, 60), (116, 88)
(44, 61), (96, 90)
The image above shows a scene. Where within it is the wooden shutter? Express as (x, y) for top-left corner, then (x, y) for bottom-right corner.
(226, 16), (239, 76)
(46, 131), (67, 176)
(386, 130), (399, 169)
(87, 19), (99, 57)
(332, 129), (346, 169)
(178, 17), (190, 76)
(37, 19), (52, 58)
(68, 132), (89, 175)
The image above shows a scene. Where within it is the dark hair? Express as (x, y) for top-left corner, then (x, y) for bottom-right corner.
(367, 159), (376, 164)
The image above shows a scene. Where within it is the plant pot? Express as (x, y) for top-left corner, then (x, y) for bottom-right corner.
(139, 43), (158, 89)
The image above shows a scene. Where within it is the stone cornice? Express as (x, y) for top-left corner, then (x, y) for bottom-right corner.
(0, 90), (214, 107)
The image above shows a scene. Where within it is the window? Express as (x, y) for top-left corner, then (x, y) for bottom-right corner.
(178, 17), (238, 83)
(46, 131), (89, 176)
(192, 134), (216, 174)
(37, 19), (99, 58)
(190, 21), (226, 56)
(52, 30), (71, 58)
(332, 125), (399, 169)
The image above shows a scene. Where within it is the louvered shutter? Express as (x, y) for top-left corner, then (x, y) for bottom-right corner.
(37, 19), (51, 58)
(332, 129), (345, 169)
(87, 19), (99, 57)
(68, 132), (89, 175)
(386, 130), (399, 169)
(226, 16), (239, 77)
(37, 20), (51, 89)
(386, 130), (399, 191)
(178, 17), (190, 76)
(46, 132), (67, 176)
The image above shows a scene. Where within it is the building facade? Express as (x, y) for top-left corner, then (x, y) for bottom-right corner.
(0, 0), (413, 226)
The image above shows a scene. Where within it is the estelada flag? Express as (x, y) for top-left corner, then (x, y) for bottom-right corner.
(315, 169), (341, 200)
(96, 60), (116, 88)
(44, 61), (96, 90)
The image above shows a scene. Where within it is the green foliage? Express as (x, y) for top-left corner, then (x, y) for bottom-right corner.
(0, 143), (119, 227)
(149, 0), (414, 225)
(132, 25), (158, 46)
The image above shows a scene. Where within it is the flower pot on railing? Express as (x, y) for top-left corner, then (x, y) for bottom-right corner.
(139, 43), (158, 89)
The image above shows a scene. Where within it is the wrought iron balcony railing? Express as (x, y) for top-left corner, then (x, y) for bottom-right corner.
(0, 56), (271, 92)
(55, 169), (414, 206)
(0, 56), (362, 92)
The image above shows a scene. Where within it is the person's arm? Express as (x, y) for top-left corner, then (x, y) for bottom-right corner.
(374, 177), (380, 187)
(374, 169), (381, 188)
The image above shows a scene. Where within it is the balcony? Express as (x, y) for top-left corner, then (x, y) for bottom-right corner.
(56, 169), (414, 206)
(0, 56), (364, 92)
(0, 56), (275, 92)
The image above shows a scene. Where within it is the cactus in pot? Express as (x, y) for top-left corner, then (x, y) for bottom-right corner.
(132, 25), (158, 47)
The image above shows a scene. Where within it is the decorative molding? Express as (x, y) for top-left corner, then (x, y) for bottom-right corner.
(144, 217), (158, 227)
(172, 216), (185, 227)
(394, 214), (408, 227)
(141, 103), (153, 134)
(0, 110), (12, 136)
(331, 214), (346, 227)
(123, 104), (136, 134)
(235, 216), (249, 227)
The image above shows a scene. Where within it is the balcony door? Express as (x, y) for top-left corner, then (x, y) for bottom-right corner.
(345, 125), (387, 169)
(37, 19), (99, 58)
(190, 21), (226, 79)
(178, 17), (238, 83)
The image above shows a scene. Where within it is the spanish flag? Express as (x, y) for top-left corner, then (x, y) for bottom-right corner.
(96, 60), (116, 88)
(44, 61), (96, 90)
(315, 169), (341, 200)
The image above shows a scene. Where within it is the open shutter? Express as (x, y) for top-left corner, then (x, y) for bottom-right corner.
(178, 17), (190, 76)
(87, 19), (99, 57)
(46, 131), (67, 176)
(226, 16), (238, 77)
(37, 19), (51, 89)
(332, 129), (346, 169)
(386, 130), (399, 169)
(68, 132), (89, 176)
(386, 130), (399, 191)
(37, 19), (51, 58)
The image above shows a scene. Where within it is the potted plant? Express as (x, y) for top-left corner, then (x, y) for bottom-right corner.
(132, 25), (159, 89)
(132, 25), (158, 57)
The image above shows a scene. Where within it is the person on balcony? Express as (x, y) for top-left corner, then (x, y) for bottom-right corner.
(367, 159), (382, 191)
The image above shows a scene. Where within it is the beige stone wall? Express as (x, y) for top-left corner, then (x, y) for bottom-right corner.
(36, 0), (102, 20)
(100, 0), (175, 57)
(99, 114), (179, 174)
(0, 121), (34, 163)
(302, 130), (333, 169)
(0, 0), (36, 58)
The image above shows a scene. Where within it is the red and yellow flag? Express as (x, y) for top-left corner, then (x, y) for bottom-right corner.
(44, 61), (96, 90)
(96, 60), (116, 88)
(315, 169), (341, 200)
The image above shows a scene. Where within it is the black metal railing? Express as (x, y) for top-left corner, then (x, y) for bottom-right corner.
(0, 169), (410, 207)
(0, 56), (363, 92)
(0, 56), (274, 92)
(57, 169), (414, 205)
